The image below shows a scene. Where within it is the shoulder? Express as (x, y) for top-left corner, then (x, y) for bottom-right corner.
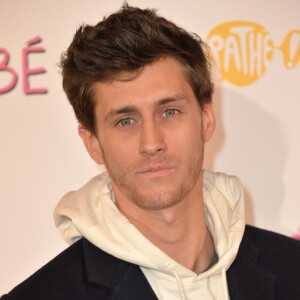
(244, 224), (300, 260)
(243, 225), (300, 297)
(1, 239), (97, 300)
(228, 225), (300, 299)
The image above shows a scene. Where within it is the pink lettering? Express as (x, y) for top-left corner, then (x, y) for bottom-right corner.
(292, 227), (300, 240)
(22, 36), (47, 95)
(0, 48), (18, 94)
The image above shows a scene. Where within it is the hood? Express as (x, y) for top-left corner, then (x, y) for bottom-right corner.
(54, 169), (245, 280)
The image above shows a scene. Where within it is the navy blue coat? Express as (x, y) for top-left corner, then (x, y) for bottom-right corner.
(1, 225), (300, 299)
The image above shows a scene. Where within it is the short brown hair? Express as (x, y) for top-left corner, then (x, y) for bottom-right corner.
(60, 4), (213, 134)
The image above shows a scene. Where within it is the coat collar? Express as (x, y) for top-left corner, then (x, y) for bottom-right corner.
(82, 238), (158, 299)
(227, 232), (276, 300)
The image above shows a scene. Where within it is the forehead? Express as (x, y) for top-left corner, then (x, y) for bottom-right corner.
(93, 57), (194, 113)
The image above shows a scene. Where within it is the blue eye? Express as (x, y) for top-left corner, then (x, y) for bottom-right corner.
(117, 118), (134, 127)
(163, 109), (178, 117)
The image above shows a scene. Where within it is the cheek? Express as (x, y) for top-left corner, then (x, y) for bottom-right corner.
(173, 119), (202, 145)
(167, 126), (202, 157)
(100, 135), (137, 167)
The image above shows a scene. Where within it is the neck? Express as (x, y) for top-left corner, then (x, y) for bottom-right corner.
(115, 178), (214, 274)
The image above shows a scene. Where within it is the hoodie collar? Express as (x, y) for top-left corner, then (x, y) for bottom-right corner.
(54, 170), (245, 278)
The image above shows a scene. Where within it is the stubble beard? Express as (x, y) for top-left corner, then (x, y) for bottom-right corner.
(100, 139), (204, 211)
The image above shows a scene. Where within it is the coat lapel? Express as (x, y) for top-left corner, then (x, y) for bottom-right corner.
(82, 238), (158, 299)
(227, 235), (275, 300)
(113, 264), (159, 300)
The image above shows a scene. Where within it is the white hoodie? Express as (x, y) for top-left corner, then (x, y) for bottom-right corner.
(54, 169), (245, 300)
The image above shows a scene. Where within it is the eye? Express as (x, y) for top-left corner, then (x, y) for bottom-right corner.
(117, 118), (134, 127)
(163, 109), (178, 117)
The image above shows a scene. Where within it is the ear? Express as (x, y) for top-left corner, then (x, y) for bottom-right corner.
(201, 102), (216, 143)
(78, 124), (104, 164)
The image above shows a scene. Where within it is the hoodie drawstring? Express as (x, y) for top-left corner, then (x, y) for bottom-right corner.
(172, 269), (186, 300)
(222, 268), (230, 300)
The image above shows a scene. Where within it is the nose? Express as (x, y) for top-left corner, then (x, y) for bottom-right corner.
(139, 120), (166, 156)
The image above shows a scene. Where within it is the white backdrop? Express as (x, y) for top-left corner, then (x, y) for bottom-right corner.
(1, 0), (299, 293)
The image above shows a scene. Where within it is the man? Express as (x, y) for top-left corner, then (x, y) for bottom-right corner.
(1, 4), (299, 300)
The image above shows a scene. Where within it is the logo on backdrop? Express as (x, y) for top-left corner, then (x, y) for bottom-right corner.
(206, 21), (300, 86)
(0, 36), (47, 95)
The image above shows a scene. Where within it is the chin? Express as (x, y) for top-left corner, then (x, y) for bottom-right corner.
(131, 189), (184, 211)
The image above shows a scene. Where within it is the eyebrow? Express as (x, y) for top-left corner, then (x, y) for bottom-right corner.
(157, 93), (187, 106)
(104, 93), (187, 122)
(104, 106), (138, 122)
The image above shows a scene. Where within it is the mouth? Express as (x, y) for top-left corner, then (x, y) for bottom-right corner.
(136, 166), (175, 178)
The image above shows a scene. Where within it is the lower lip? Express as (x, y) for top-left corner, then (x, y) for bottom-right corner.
(137, 167), (175, 178)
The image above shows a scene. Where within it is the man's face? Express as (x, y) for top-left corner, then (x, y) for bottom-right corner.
(80, 57), (215, 211)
